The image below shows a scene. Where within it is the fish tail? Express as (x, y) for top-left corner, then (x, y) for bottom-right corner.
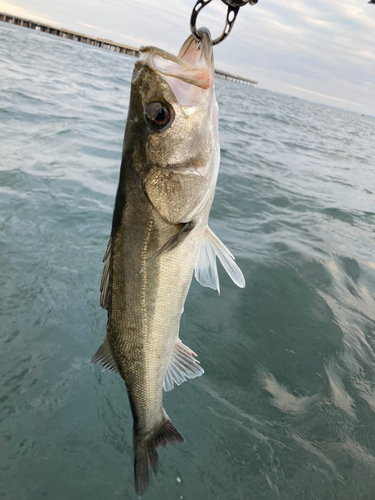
(133, 441), (149, 498)
(133, 419), (185, 497)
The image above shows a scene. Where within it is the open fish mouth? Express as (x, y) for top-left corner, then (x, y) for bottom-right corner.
(139, 29), (214, 97)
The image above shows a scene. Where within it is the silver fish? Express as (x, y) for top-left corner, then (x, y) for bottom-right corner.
(92, 28), (245, 496)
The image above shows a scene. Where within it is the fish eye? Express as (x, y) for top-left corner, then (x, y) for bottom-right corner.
(145, 102), (173, 130)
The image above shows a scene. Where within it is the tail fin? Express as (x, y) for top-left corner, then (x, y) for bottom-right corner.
(134, 420), (184, 497)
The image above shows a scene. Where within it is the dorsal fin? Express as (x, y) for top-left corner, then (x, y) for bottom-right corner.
(91, 335), (119, 374)
(194, 227), (245, 294)
(163, 340), (204, 392)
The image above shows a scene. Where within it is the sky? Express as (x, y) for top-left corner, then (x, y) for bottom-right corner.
(1, 0), (374, 114)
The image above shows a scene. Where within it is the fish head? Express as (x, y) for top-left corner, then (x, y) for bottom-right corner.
(126, 29), (220, 224)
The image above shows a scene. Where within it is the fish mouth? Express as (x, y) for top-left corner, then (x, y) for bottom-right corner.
(177, 28), (213, 71)
(139, 29), (213, 91)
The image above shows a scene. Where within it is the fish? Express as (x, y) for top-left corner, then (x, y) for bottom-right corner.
(91, 28), (245, 497)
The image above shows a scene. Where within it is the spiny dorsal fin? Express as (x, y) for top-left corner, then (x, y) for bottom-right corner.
(100, 236), (112, 310)
(163, 340), (204, 392)
(91, 335), (119, 374)
(194, 227), (246, 294)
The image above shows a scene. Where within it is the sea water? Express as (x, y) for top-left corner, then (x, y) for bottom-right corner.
(1, 21), (375, 500)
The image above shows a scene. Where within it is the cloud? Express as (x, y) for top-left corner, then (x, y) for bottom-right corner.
(284, 85), (360, 106)
(216, 0), (375, 113)
(0, 0), (57, 24)
(78, 22), (144, 45)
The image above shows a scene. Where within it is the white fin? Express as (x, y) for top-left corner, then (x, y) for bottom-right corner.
(194, 227), (246, 294)
(91, 335), (119, 374)
(194, 230), (220, 292)
(163, 340), (204, 392)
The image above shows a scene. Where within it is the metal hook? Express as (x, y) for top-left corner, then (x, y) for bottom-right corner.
(190, 0), (258, 46)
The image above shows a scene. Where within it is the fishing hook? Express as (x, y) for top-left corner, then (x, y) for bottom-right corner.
(190, 0), (258, 46)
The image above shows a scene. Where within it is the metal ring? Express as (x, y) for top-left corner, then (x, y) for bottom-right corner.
(212, 5), (240, 45)
(190, 0), (213, 42)
(190, 0), (241, 46)
(222, 0), (254, 6)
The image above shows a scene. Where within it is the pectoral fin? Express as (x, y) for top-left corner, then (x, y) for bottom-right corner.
(140, 221), (194, 273)
(163, 340), (204, 392)
(194, 227), (246, 294)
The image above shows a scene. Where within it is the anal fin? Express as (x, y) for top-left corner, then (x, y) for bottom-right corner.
(163, 340), (204, 392)
(194, 227), (246, 294)
(91, 335), (119, 374)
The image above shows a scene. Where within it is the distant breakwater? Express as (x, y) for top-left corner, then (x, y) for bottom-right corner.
(0, 12), (257, 86)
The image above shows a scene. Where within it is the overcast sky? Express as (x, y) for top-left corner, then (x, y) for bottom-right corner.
(1, 0), (374, 115)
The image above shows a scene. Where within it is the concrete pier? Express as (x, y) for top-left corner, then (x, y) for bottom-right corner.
(0, 12), (257, 86)
(215, 69), (257, 87)
(0, 13), (139, 56)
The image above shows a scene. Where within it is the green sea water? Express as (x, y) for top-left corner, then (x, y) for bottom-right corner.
(1, 21), (375, 500)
